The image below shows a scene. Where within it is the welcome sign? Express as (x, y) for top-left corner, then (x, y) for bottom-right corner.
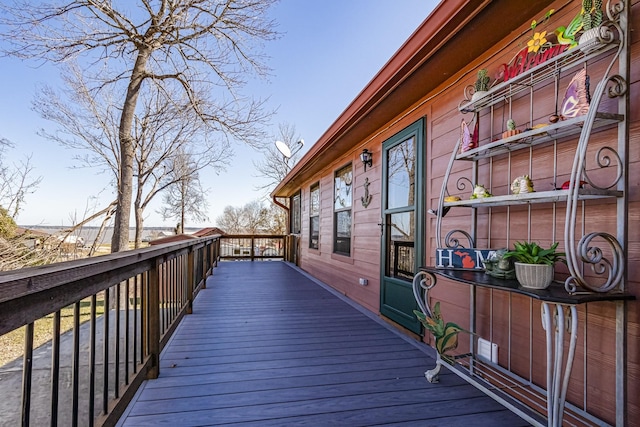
(435, 248), (495, 270)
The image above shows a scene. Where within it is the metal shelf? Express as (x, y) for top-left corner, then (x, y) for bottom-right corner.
(459, 40), (619, 114)
(456, 113), (623, 161)
(444, 188), (621, 208)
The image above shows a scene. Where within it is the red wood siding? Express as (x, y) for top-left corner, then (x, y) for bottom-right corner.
(284, 0), (639, 424)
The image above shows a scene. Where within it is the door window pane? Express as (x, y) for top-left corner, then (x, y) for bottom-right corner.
(387, 137), (415, 209)
(385, 211), (415, 280)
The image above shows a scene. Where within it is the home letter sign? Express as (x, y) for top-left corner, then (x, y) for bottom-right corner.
(436, 248), (495, 270)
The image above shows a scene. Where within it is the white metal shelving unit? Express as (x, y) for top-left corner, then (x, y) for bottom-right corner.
(414, 2), (633, 426)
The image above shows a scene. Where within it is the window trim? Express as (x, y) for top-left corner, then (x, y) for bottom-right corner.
(290, 191), (301, 234)
(333, 163), (352, 256)
(309, 182), (320, 250)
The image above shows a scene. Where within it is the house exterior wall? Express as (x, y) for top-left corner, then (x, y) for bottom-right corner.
(281, 0), (639, 423)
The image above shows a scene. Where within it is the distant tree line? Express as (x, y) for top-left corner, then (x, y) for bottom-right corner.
(216, 200), (287, 235)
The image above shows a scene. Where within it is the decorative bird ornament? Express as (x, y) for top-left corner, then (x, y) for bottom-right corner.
(555, 12), (583, 48)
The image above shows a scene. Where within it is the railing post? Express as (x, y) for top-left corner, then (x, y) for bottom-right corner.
(284, 235), (289, 262)
(187, 248), (194, 314)
(147, 258), (161, 379)
(250, 236), (255, 262)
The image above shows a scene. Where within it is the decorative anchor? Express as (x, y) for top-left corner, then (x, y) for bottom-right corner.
(361, 177), (372, 208)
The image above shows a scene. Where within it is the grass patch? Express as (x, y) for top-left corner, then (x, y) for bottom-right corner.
(0, 298), (105, 367)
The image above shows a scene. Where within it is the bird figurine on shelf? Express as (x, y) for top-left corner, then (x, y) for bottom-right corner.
(554, 11), (583, 48)
(556, 180), (587, 190)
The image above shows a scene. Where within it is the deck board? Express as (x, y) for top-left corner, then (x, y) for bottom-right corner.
(118, 261), (530, 426)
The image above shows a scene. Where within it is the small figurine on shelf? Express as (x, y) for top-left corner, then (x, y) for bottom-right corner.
(502, 118), (522, 139)
(511, 175), (535, 194)
(470, 184), (492, 199)
(483, 248), (516, 279)
(471, 68), (490, 101)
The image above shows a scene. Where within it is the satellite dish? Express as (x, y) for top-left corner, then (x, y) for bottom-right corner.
(275, 140), (292, 158)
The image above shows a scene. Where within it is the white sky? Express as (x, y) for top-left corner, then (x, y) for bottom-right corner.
(0, 0), (437, 228)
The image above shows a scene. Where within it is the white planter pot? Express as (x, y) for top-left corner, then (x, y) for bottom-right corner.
(514, 262), (554, 289)
(578, 26), (606, 54)
(471, 90), (488, 102)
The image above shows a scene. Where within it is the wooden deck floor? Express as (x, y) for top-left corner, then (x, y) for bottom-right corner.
(118, 261), (530, 426)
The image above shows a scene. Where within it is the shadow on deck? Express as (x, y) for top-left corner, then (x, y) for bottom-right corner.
(117, 261), (529, 426)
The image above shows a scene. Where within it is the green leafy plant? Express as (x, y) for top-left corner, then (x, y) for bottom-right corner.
(582, 0), (603, 31)
(414, 302), (465, 365)
(475, 68), (490, 93)
(502, 241), (566, 265)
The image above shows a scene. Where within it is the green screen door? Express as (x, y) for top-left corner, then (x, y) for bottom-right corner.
(380, 119), (424, 334)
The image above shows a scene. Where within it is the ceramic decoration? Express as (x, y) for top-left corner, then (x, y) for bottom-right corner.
(560, 69), (591, 119)
(470, 184), (492, 199)
(511, 175), (535, 194)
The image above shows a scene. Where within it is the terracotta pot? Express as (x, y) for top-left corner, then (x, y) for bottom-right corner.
(514, 262), (554, 289)
(502, 129), (522, 139)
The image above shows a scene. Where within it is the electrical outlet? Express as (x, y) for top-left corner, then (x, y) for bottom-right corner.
(359, 278), (368, 286)
(477, 338), (498, 364)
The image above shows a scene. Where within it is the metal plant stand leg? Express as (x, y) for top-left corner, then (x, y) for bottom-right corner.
(541, 303), (578, 427)
(412, 271), (443, 383)
(425, 354), (443, 383)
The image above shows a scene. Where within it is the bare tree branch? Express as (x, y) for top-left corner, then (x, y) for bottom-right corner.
(253, 122), (304, 194)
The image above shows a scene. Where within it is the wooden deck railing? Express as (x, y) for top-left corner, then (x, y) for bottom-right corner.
(218, 234), (287, 261)
(0, 234), (292, 426)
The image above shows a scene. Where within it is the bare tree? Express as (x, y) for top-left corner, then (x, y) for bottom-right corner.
(1, 0), (278, 252)
(216, 205), (245, 234)
(216, 199), (280, 234)
(0, 144), (61, 270)
(33, 64), (231, 248)
(0, 139), (42, 219)
(263, 202), (287, 234)
(159, 150), (210, 235)
(132, 91), (229, 246)
(242, 200), (269, 234)
(253, 123), (304, 194)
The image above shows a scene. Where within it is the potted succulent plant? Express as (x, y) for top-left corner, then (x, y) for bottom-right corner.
(471, 68), (490, 102)
(502, 241), (565, 289)
(502, 118), (522, 139)
(579, 0), (605, 52)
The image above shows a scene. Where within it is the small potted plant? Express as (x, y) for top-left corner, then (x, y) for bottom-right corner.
(579, 0), (605, 52)
(471, 68), (490, 102)
(502, 118), (522, 139)
(502, 241), (565, 289)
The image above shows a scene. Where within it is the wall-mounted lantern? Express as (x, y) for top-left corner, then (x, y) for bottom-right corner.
(360, 149), (373, 172)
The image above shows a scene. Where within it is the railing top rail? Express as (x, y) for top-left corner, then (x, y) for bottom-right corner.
(220, 234), (286, 239)
(0, 234), (221, 305)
